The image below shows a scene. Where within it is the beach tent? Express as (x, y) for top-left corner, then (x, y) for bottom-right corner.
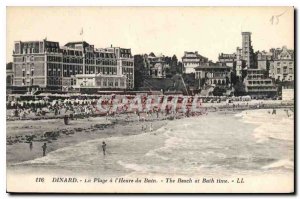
(52, 100), (57, 106)
(242, 96), (251, 101)
(42, 107), (50, 112)
(43, 96), (50, 100)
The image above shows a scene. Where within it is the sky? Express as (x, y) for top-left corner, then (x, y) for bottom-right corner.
(6, 6), (294, 63)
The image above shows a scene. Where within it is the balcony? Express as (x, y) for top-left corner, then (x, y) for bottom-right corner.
(283, 71), (289, 75)
(247, 88), (277, 92)
(247, 83), (274, 87)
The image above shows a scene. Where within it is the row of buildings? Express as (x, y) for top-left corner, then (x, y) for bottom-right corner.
(8, 40), (134, 93)
(182, 32), (294, 83)
(142, 53), (169, 79)
(7, 32), (294, 98)
(181, 32), (294, 97)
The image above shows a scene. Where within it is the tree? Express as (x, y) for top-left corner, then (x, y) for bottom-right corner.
(170, 55), (178, 75)
(177, 61), (183, 74)
(164, 56), (171, 65)
(134, 70), (143, 89)
(241, 69), (247, 81)
(213, 87), (226, 96)
(149, 52), (156, 57)
(230, 71), (237, 86)
(134, 55), (146, 89)
(233, 81), (246, 96)
(134, 55), (144, 71)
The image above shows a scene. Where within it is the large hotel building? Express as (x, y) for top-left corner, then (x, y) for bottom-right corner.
(12, 39), (134, 92)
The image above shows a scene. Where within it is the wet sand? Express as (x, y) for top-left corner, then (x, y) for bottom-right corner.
(7, 114), (168, 164)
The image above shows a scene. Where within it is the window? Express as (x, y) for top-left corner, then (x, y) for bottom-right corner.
(289, 68), (293, 74)
(283, 68), (287, 73)
(115, 82), (118, 87)
(277, 68), (281, 74)
(283, 75), (287, 81)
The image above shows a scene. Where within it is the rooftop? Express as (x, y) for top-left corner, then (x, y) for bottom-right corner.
(195, 63), (231, 70)
(65, 41), (90, 46)
(75, 73), (126, 78)
(242, 32), (252, 35)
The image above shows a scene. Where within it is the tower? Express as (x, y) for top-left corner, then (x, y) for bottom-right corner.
(241, 32), (255, 69)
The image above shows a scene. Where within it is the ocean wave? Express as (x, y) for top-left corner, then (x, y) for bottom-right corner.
(117, 160), (148, 172)
(145, 149), (170, 161)
(237, 109), (294, 143)
(13, 142), (99, 167)
(253, 120), (293, 143)
(117, 160), (168, 174)
(262, 159), (294, 170)
(11, 110), (294, 177)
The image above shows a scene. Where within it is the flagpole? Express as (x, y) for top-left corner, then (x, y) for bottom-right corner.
(81, 27), (83, 43)
(81, 27), (85, 75)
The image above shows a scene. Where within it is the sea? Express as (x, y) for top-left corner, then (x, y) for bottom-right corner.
(10, 108), (294, 178)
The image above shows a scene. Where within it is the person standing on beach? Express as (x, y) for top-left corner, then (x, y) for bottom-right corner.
(42, 143), (47, 156)
(102, 141), (107, 156)
(285, 109), (290, 117)
(29, 141), (33, 151)
(137, 112), (140, 121)
(149, 123), (153, 132)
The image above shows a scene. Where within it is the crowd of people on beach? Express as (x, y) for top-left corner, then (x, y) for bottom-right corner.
(7, 95), (208, 121)
(6, 94), (294, 123)
(7, 98), (99, 120)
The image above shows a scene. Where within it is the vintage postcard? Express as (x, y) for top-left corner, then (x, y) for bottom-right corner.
(6, 6), (294, 193)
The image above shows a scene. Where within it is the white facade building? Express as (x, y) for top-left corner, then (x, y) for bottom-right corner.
(182, 51), (208, 74)
(74, 73), (127, 89)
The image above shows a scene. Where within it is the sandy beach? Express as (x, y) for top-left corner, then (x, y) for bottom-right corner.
(6, 105), (294, 193)
(7, 114), (168, 164)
